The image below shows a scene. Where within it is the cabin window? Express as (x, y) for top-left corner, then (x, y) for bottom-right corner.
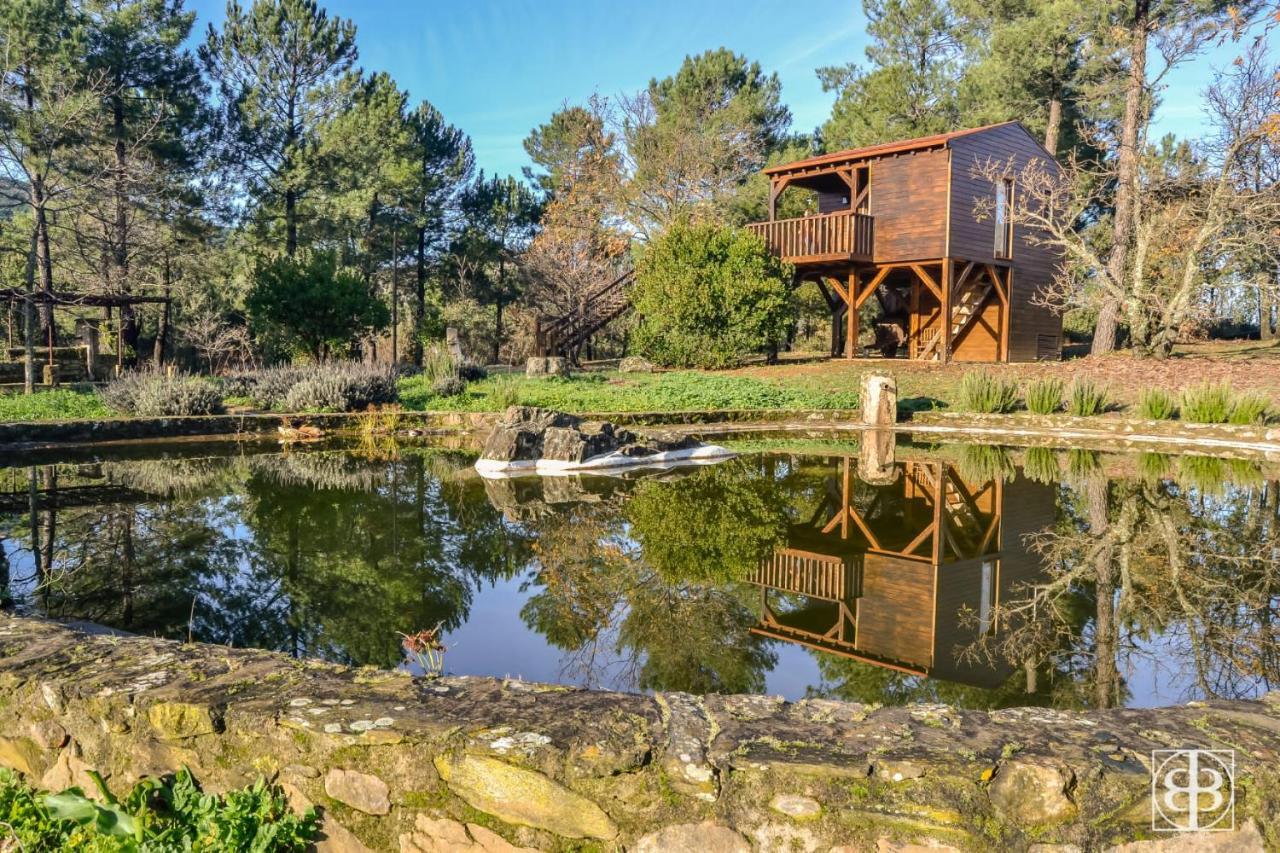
(994, 178), (1014, 258)
(978, 559), (996, 635)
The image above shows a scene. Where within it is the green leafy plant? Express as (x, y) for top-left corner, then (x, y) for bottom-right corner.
(0, 766), (316, 851)
(1180, 382), (1232, 423)
(1228, 392), (1270, 425)
(1137, 452), (1171, 482)
(1136, 388), (1177, 420)
(1024, 378), (1064, 415)
(957, 371), (1018, 414)
(1066, 379), (1107, 416)
(0, 388), (111, 422)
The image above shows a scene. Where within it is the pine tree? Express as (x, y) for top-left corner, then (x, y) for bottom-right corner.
(406, 100), (472, 365)
(80, 0), (207, 361)
(818, 0), (967, 149)
(201, 0), (356, 256)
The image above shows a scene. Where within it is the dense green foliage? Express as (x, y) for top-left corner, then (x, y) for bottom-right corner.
(957, 371), (1018, 413)
(0, 767), (316, 852)
(1228, 392), (1271, 425)
(630, 222), (794, 369)
(246, 252), (389, 360)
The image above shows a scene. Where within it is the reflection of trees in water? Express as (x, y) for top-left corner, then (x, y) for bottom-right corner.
(3, 449), (531, 669)
(968, 470), (1280, 707)
(516, 459), (786, 693)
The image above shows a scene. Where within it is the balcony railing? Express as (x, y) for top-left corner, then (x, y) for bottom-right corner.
(746, 210), (873, 263)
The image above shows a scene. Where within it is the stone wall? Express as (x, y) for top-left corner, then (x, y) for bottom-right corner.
(0, 617), (1276, 852)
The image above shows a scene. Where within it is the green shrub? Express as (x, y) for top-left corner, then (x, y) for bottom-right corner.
(1136, 388), (1177, 420)
(1228, 392), (1270, 425)
(0, 766), (316, 851)
(1180, 382), (1232, 423)
(957, 371), (1019, 414)
(1024, 378), (1064, 415)
(1066, 447), (1102, 479)
(102, 371), (223, 416)
(1066, 379), (1107, 416)
(631, 220), (794, 369)
(279, 364), (397, 412)
(247, 251), (389, 359)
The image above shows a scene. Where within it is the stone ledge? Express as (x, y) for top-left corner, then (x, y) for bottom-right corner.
(0, 615), (1276, 852)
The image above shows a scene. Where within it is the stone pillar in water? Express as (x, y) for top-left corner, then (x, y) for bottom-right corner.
(860, 374), (897, 426)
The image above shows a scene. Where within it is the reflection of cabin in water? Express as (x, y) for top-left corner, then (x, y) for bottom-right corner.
(746, 122), (1064, 362)
(748, 455), (1055, 687)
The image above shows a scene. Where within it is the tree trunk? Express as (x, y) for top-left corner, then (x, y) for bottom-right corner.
(22, 225), (37, 395)
(1044, 94), (1062, 159)
(1260, 272), (1276, 341)
(112, 92), (139, 362)
(153, 253), (172, 365)
(413, 226), (427, 366)
(493, 299), (503, 365)
(1094, 0), (1149, 356)
(1087, 477), (1119, 709)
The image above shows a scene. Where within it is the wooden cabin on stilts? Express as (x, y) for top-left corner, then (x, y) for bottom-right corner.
(747, 121), (1064, 363)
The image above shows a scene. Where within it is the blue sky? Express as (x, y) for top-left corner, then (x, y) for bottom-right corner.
(186, 0), (1270, 179)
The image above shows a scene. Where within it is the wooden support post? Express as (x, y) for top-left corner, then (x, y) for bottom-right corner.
(940, 259), (952, 363)
(1000, 268), (1012, 361)
(909, 277), (920, 359)
(845, 272), (858, 359)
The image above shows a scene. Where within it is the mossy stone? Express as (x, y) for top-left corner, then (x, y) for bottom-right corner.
(147, 701), (218, 740)
(433, 752), (618, 840)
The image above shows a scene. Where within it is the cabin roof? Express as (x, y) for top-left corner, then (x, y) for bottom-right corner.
(763, 121), (1035, 176)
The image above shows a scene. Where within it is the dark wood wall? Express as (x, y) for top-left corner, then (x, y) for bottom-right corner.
(948, 125), (1064, 361)
(869, 148), (949, 264)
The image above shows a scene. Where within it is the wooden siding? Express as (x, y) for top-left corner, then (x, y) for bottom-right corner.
(947, 124), (1064, 361)
(856, 553), (935, 667)
(869, 148), (949, 263)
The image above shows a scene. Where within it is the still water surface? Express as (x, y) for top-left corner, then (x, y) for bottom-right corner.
(2, 437), (1277, 710)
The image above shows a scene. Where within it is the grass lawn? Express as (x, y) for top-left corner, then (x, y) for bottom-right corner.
(398, 369), (862, 413)
(0, 387), (112, 421)
(4, 340), (1279, 423)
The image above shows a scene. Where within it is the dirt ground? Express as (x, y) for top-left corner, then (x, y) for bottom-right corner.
(728, 339), (1280, 411)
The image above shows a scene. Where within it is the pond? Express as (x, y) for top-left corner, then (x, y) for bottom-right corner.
(2, 435), (1277, 711)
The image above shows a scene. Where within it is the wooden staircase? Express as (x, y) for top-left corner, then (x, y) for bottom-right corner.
(916, 266), (997, 361)
(533, 269), (635, 359)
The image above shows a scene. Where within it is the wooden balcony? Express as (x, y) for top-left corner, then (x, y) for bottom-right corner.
(746, 210), (873, 265)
